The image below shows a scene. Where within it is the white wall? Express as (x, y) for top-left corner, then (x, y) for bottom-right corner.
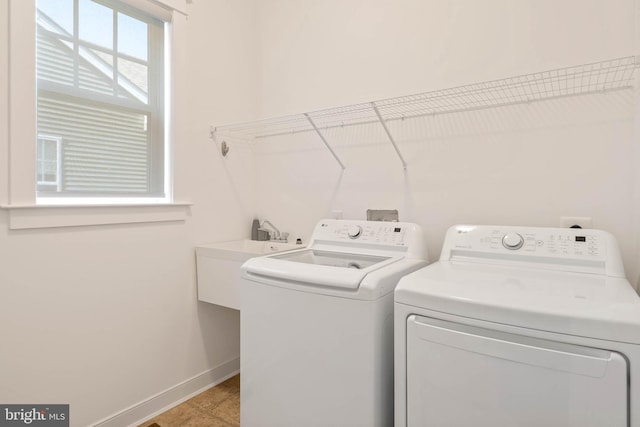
(255, 0), (634, 114)
(248, 0), (640, 284)
(0, 1), (257, 426)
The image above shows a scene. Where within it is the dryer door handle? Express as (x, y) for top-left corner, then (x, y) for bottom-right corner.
(410, 315), (620, 378)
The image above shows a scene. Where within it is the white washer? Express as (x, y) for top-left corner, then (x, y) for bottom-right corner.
(241, 219), (428, 427)
(395, 225), (640, 427)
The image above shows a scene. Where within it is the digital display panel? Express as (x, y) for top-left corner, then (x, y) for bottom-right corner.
(394, 227), (401, 232)
(575, 236), (586, 242)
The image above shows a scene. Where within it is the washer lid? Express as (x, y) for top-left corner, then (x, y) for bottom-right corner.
(271, 249), (390, 269)
(243, 249), (400, 290)
(395, 261), (640, 345)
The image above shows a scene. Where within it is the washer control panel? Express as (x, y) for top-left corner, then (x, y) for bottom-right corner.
(308, 219), (427, 260)
(314, 220), (408, 246)
(448, 225), (606, 260)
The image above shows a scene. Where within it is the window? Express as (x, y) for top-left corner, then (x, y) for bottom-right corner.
(35, 0), (167, 201)
(36, 135), (62, 191)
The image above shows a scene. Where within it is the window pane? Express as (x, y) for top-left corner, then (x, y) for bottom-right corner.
(43, 161), (58, 182)
(35, 0), (166, 199)
(37, 30), (74, 87)
(37, 0), (74, 36)
(78, 48), (114, 96)
(37, 95), (151, 194)
(118, 56), (148, 102)
(118, 13), (148, 60)
(79, 0), (113, 49)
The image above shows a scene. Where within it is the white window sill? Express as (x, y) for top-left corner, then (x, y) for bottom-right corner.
(0, 202), (192, 230)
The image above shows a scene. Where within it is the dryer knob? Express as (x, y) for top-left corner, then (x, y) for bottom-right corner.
(348, 225), (363, 239)
(502, 233), (524, 250)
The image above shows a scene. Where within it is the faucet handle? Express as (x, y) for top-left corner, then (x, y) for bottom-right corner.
(257, 229), (270, 241)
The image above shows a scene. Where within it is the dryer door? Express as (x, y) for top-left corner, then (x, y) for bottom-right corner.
(406, 315), (628, 427)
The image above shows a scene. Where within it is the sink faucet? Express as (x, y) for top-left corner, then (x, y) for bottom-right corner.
(260, 220), (280, 239)
(259, 220), (288, 242)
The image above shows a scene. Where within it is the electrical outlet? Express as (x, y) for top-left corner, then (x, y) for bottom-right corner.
(560, 216), (593, 229)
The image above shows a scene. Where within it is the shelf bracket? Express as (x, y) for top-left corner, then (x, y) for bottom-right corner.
(372, 103), (407, 170)
(304, 113), (346, 170)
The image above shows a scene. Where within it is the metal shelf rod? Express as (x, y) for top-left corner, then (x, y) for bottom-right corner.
(304, 113), (346, 170)
(372, 102), (407, 170)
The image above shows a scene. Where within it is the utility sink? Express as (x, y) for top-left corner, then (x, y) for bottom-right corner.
(195, 239), (302, 310)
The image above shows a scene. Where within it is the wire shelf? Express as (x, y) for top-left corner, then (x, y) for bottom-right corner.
(213, 56), (638, 168)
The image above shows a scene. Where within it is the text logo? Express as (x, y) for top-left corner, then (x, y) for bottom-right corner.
(0, 405), (68, 427)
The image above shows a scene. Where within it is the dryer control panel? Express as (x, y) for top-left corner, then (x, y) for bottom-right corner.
(441, 225), (625, 277)
(488, 229), (600, 257)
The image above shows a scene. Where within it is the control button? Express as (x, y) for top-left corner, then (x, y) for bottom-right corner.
(348, 225), (363, 239)
(502, 233), (524, 250)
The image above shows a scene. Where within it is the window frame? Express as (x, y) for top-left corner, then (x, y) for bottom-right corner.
(2, 0), (189, 229)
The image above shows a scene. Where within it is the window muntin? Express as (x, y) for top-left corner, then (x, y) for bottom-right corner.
(35, 0), (165, 200)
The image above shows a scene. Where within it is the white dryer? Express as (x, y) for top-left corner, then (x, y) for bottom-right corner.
(395, 225), (640, 427)
(241, 219), (428, 427)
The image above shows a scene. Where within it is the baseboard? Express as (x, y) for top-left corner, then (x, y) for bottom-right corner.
(92, 357), (240, 427)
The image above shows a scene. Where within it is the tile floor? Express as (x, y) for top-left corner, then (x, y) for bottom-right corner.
(138, 374), (240, 427)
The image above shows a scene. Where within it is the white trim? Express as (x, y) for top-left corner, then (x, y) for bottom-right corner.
(35, 197), (174, 205)
(152, 0), (188, 15)
(0, 202), (192, 209)
(8, 0), (37, 206)
(93, 357), (240, 427)
(122, 0), (189, 20)
(0, 1), (9, 206)
(3, 202), (192, 229)
(163, 16), (174, 204)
